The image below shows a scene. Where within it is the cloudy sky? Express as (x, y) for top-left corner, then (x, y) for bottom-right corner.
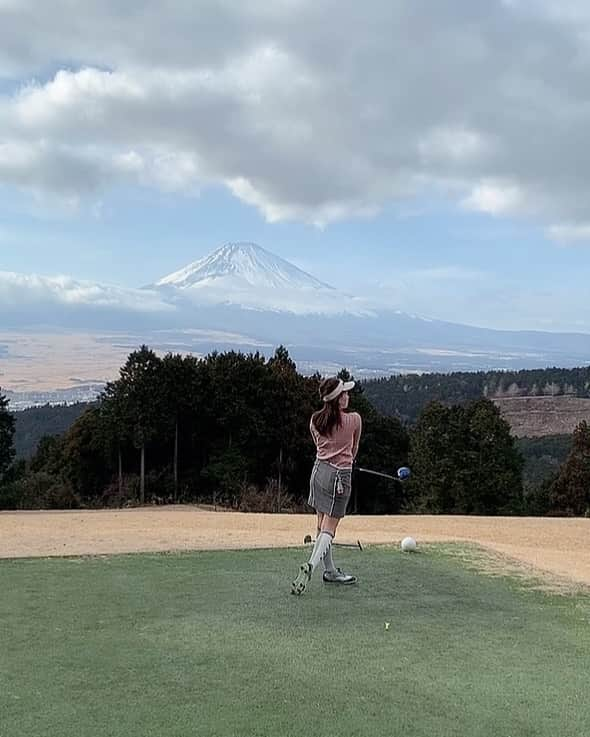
(1, 0), (590, 331)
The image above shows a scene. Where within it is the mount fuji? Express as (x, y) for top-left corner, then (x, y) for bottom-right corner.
(139, 242), (590, 375)
(150, 242), (372, 316)
(157, 242), (331, 291)
(2, 241), (590, 407)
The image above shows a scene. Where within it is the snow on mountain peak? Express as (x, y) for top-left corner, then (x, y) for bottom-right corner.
(157, 242), (333, 291)
(153, 242), (375, 316)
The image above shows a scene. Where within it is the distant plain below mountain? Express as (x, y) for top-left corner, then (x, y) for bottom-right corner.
(1, 242), (589, 407)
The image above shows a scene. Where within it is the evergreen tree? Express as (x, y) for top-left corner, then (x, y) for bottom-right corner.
(0, 388), (15, 481)
(99, 381), (130, 498)
(523, 475), (554, 516)
(462, 399), (523, 514)
(198, 351), (270, 504)
(115, 346), (164, 503)
(160, 353), (201, 500)
(266, 346), (312, 511)
(549, 421), (590, 516)
(61, 408), (111, 502)
(30, 434), (65, 476)
(407, 402), (468, 513)
(12, 402), (92, 459)
(363, 365), (590, 424)
(340, 374), (410, 514)
(354, 411), (410, 514)
(408, 399), (523, 514)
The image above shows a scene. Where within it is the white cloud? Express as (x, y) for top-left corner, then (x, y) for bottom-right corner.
(0, 271), (174, 313)
(546, 223), (590, 243)
(462, 182), (524, 216)
(419, 127), (492, 163)
(1, 1), (590, 232)
(0, 266), (374, 317)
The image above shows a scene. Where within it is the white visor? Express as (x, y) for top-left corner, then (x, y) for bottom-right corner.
(322, 379), (355, 402)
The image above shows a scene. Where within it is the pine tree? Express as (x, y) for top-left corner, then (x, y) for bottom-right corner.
(462, 399), (523, 514)
(408, 401), (468, 513)
(267, 346), (300, 511)
(160, 353), (200, 501)
(100, 380), (131, 497)
(115, 346), (164, 503)
(0, 388), (15, 481)
(265, 346), (319, 511)
(198, 351), (270, 505)
(549, 421), (590, 516)
(61, 408), (110, 501)
(408, 399), (523, 514)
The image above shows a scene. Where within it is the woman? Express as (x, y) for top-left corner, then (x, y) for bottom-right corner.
(291, 376), (362, 596)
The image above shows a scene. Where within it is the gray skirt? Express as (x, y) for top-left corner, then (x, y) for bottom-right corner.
(308, 460), (352, 519)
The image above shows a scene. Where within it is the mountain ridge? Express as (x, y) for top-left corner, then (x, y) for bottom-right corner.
(151, 241), (370, 316)
(2, 242), (590, 384)
(155, 241), (334, 291)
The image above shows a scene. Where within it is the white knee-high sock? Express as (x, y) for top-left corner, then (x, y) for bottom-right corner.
(318, 527), (336, 572)
(308, 531), (334, 570)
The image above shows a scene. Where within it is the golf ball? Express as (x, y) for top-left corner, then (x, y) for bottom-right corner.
(397, 466), (411, 480)
(401, 536), (417, 552)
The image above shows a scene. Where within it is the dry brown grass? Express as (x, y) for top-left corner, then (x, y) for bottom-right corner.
(1, 507), (589, 589)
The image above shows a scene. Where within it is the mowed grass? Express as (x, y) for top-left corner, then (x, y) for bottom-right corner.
(1, 545), (589, 737)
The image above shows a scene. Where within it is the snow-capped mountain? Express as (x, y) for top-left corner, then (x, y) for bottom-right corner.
(3, 242), (590, 405)
(152, 242), (372, 316)
(157, 242), (332, 291)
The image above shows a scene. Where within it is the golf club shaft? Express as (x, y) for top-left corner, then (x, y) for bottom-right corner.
(334, 542), (362, 549)
(306, 538), (363, 550)
(356, 467), (400, 481)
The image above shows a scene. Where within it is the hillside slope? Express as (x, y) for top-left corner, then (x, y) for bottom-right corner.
(492, 396), (590, 438)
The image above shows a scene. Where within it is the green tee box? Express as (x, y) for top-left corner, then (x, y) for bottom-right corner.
(1, 546), (589, 737)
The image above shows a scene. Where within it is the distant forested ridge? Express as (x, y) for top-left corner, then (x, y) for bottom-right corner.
(363, 366), (590, 423)
(13, 403), (95, 459)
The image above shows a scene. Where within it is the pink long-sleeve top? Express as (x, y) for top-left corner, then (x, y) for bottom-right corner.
(310, 411), (362, 469)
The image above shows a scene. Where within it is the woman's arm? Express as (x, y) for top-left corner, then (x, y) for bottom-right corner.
(352, 413), (362, 459)
(310, 417), (319, 445)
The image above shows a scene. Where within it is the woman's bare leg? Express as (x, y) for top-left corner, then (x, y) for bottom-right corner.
(316, 511), (324, 536)
(319, 514), (341, 536)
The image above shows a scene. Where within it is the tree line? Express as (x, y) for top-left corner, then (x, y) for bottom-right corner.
(11, 405), (573, 493)
(1, 347), (589, 516)
(363, 366), (590, 423)
(13, 402), (93, 458)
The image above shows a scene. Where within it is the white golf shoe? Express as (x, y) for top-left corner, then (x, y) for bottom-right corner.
(322, 568), (357, 585)
(291, 563), (313, 595)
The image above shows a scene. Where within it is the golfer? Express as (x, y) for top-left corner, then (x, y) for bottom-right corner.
(291, 376), (362, 595)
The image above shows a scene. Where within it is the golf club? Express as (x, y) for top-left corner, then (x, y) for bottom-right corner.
(356, 465), (411, 483)
(303, 534), (363, 551)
